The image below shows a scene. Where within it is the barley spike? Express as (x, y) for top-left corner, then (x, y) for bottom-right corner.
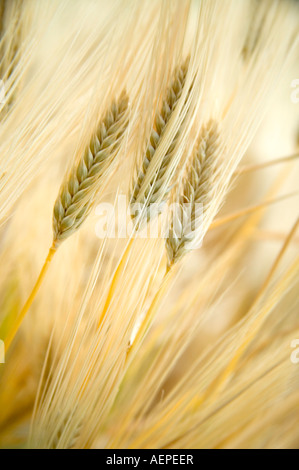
(53, 90), (129, 246)
(130, 57), (190, 227)
(166, 120), (221, 265)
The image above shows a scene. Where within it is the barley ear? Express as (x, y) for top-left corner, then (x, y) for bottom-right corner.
(53, 90), (129, 246)
(130, 57), (190, 228)
(0, 0), (26, 115)
(166, 120), (221, 266)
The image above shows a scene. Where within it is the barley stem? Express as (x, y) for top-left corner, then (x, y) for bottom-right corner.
(125, 265), (176, 364)
(79, 238), (134, 396)
(5, 243), (57, 351)
(97, 238), (134, 329)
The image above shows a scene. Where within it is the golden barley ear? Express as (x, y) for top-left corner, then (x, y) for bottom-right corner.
(53, 90), (129, 247)
(130, 56), (190, 228)
(166, 119), (221, 266)
(0, 0), (36, 121)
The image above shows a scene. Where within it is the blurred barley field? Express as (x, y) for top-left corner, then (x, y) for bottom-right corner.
(0, 0), (298, 449)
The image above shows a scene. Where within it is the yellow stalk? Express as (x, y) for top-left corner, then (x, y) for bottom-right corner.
(78, 238), (135, 396)
(97, 237), (134, 329)
(4, 243), (57, 351)
(125, 264), (177, 364)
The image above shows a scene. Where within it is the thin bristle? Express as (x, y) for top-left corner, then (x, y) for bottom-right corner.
(53, 91), (129, 246)
(0, 1), (23, 76)
(0, 0), (33, 120)
(0, 1), (5, 38)
(242, 0), (268, 61)
(130, 57), (190, 226)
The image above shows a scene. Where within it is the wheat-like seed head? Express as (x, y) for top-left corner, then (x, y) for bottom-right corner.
(166, 119), (221, 266)
(130, 57), (190, 227)
(0, 0), (24, 114)
(53, 91), (129, 246)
